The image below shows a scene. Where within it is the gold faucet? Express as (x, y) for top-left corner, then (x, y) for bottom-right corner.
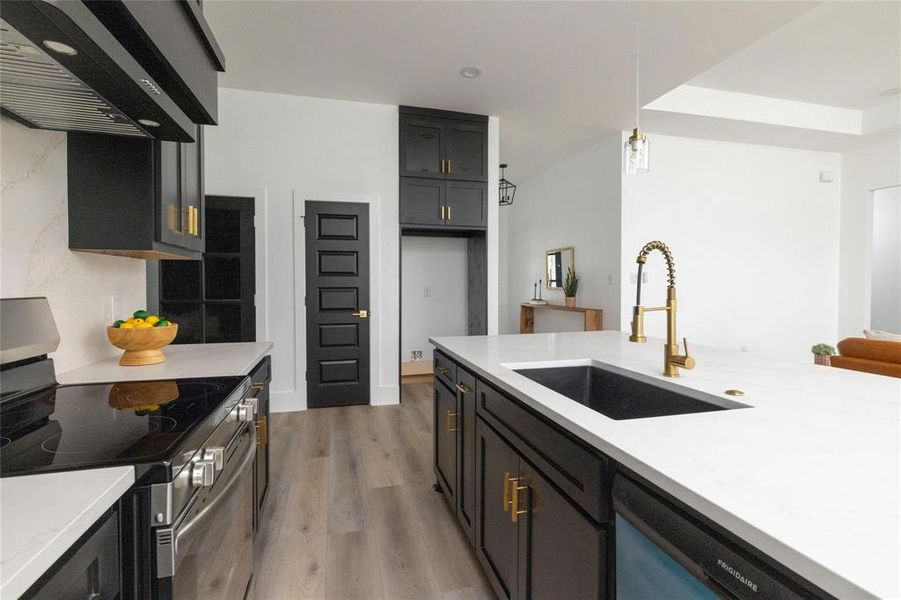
(629, 241), (696, 377)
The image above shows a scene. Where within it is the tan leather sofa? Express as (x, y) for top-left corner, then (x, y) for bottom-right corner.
(831, 338), (901, 378)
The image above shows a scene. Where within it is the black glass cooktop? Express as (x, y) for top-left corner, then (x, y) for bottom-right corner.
(0, 376), (246, 482)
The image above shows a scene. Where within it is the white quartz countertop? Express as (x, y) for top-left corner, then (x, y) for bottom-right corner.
(0, 467), (134, 599)
(57, 342), (273, 385)
(430, 331), (900, 600)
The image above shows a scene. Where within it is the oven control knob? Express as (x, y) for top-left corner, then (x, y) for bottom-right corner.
(203, 447), (225, 471)
(237, 397), (257, 423)
(191, 459), (216, 488)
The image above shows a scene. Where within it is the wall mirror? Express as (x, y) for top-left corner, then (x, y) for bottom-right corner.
(546, 247), (574, 289)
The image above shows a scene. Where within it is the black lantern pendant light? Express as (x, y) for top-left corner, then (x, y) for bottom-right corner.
(499, 163), (516, 206)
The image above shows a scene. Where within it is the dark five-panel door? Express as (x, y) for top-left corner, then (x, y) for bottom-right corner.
(304, 201), (370, 408)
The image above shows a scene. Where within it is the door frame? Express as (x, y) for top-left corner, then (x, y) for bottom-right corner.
(294, 192), (392, 410)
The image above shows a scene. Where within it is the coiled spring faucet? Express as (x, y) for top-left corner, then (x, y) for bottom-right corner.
(629, 241), (695, 377)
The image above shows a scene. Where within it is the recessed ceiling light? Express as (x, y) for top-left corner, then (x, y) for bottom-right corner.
(880, 87), (901, 97)
(138, 119), (160, 128)
(42, 40), (77, 56)
(460, 66), (482, 79)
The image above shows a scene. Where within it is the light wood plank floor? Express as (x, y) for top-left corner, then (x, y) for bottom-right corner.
(252, 383), (493, 600)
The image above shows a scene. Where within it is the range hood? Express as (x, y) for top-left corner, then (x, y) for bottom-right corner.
(0, 0), (195, 141)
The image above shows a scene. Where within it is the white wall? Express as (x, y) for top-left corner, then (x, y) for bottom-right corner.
(0, 118), (146, 373)
(500, 134), (622, 334)
(838, 138), (901, 339)
(205, 89), (499, 411)
(621, 134), (842, 359)
(401, 236), (467, 362)
(871, 186), (901, 333)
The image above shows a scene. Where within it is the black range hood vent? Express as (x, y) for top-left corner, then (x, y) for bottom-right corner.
(0, 1), (194, 142)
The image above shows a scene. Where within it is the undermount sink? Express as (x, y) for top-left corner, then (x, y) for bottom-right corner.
(511, 363), (749, 420)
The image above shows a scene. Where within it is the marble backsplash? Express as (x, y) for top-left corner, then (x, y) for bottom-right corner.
(1, 117), (146, 373)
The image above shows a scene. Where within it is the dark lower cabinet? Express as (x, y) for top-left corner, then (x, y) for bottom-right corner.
(25, 509), (120, 599)
(437, 351), (611, 600)
(250, 356), (272, 533)
(434, 379), (458, 505)
(475, 419), (521, 600)
(517, 460), (606, 600)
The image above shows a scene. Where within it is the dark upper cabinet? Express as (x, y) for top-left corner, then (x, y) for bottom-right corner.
(68, 125), (205, 259)
(446, 180), (487, 228)
(401, 178), (487, 230)
(401, 178), (445, 226)
(445, 121), (488, 181)
(400, 116), (445, 179)
(399, 108), (488, 183)
(84, 0), (226, 125)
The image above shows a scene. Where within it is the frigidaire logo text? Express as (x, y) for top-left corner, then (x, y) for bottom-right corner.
(717, 559), (758, 593)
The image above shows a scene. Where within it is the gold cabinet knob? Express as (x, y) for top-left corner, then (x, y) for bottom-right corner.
(352, 310), (369, 319)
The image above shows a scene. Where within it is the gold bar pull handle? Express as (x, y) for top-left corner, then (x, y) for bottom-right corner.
(446, 159), (451, 174)
(511, 479), (528, 523)
(447, 205), (451, 220)
(440, 159), (446, 174)
(193, 206), (200, 236)
(446, 410), (457, 433)
(503, 472), (518, 512)
(455, 383), (471, 394)
(440, 205), (446, 220)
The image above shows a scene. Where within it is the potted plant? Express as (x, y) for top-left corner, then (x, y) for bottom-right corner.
(811, 343), (836, 366)
(563, 266), (580, 308)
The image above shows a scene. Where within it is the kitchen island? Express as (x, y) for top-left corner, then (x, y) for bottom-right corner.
(431, 330), (899, 600)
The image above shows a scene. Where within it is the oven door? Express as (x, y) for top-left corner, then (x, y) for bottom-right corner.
(155, 423), (255, 600)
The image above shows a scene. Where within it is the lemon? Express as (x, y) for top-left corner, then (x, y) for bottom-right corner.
(131, 318), (145, 324)
(146, 315), (160, 325)
(119, 322), (135, 329)
(136, 322), (153, 328)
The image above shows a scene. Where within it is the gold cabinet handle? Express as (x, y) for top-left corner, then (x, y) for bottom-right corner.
(182, 206), (191, 234)
(352, 310), (369, 319)
(251, 382), (264, 390)
(503, 472), (518, 512)
(511, 478), (527, 522)
(438, 367), (450, 376)
(455, 383), (471, 394)
(440, 205), (446, 220)
(192, 206), (200, 236)
(255, 416), (268, 447)
(447, 205), (451, 220)
(446, 410), (457, 433)
(447, 159), (452, 174)
(440, 159), (446, 174)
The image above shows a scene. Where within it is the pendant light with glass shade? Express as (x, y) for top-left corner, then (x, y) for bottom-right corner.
(623, 23), (649, 175)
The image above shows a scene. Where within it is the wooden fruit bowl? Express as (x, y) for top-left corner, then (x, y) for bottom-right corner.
(107, 325), (178, 366)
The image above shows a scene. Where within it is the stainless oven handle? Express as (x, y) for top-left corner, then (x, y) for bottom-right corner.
(157, 424), (256, 578)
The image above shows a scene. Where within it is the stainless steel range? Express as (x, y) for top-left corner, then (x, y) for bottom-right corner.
(0, 298), (257, 599)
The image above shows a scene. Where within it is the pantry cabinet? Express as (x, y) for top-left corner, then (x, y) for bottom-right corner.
(68, 126), (205, 259)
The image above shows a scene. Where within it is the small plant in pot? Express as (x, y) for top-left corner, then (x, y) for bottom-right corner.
(563, 266), (580, 309)
(811, 343), (836, 366)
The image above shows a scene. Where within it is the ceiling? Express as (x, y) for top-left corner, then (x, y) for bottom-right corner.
(204, 1), (816, 180)
(690, 1), (901, 110)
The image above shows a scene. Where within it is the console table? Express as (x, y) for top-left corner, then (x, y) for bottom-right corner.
(520, 303), (604, 333)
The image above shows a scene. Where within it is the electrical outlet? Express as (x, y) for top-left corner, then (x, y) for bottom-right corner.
(607, 274), (613, 285)
(423, 286), (431, 298)
(642, 272), (648, 283)
(411, 350), (423, 361)
(630, 273), (637, 284)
